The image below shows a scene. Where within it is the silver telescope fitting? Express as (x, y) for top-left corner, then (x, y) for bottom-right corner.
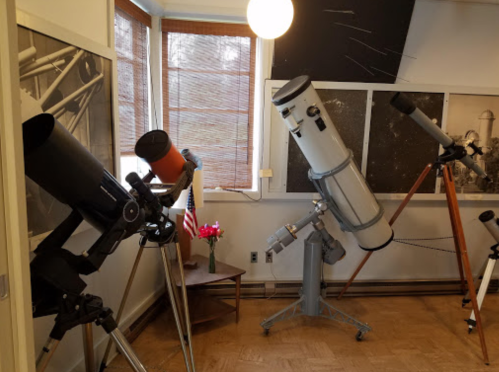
(391, 93), (492, 183)
(479, 210), (499, 243)
(267, 201), (346, 265)
(272, 76), (394, 251)
(267, 201), (327, 254)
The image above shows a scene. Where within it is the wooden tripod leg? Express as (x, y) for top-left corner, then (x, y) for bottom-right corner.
(443, 165), (489, 365)
(337, 251), (372, 300)
(337, 164), (433, 300)
(442, 168), (467, 293)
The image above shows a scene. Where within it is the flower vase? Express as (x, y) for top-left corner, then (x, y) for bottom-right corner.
(209, 243), (216, 274)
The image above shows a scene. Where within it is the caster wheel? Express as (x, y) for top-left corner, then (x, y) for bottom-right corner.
(355, 331), (364, 341)
(263, 329), (270, 336)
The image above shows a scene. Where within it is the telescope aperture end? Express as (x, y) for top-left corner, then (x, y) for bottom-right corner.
(390, 92), (417, 115)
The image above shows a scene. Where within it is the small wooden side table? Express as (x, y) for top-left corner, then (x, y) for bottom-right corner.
(172, 254), (246, 325)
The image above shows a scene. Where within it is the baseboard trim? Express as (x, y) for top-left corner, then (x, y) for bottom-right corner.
(189, 278), (499, 298)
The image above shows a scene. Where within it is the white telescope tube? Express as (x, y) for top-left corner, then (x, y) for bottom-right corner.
(391, 93), (492, 182)
(272, 76), (393, 251)
(479, 211), (499, 243)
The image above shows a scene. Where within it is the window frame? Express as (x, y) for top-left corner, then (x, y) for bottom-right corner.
(161, 19), (266, 198)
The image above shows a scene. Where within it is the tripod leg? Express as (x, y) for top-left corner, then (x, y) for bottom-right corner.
(468, 258), (496, 332)
(337, 164), (433, 300)
(174, 242), (196, 372)
(446, 202), (467, 293)
(36, 338), (60, 372)
(108, 328), (147, 372)
(463, 257), (488, 307)
(99, 242), (145, 372)
(82, 323), (95, 372)
(161, 245), (193, 372)
(443, 165), (489, 364)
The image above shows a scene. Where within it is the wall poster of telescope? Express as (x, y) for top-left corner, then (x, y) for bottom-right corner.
(17, 24), (115, 239)
(442, 94), (499, 194)
(263, 80), (499, 201)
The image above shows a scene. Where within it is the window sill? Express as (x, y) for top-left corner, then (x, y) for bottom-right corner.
(202, 189), (262, 202)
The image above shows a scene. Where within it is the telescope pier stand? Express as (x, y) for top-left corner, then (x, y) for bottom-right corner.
(462, 244), (499, 333)
(261, 231), (371, 340)
(336, 163), (489, 364)
(99, 233), (196, 372)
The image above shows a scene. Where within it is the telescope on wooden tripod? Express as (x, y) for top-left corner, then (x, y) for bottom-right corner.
(337, 92), (491, 364)
(23, 114), (197, 372)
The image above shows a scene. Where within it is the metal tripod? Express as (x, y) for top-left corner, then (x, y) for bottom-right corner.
(99, 233), (196, 372)
(261, 230), (371, 340)
(36, 295), (147, 372)
(462, 244), (499, 333)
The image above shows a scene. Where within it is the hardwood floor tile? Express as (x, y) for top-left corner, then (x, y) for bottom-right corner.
(108, 295), (499, 371)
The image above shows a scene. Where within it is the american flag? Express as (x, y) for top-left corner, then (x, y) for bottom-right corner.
(183, 186), (198, 239)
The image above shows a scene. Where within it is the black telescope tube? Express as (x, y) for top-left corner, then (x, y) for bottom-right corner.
(23, 114), (142, 235)
(126, 172), (163, 214)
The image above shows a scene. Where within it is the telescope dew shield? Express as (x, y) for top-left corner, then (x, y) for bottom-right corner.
(272, 76), (394, 251)
(135, 130), (185, 183)
(23, 113), (142, 236)
(479, 210), (499, 243)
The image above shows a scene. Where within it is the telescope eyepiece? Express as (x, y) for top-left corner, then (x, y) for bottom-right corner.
(390, 92), (417, 115)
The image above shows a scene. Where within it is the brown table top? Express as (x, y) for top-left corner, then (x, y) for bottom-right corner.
(173, 254), (246, 287)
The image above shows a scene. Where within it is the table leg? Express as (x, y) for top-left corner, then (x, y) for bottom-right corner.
(235, 275), (241, 323)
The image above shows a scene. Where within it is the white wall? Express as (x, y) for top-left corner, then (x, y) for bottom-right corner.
(15, 1), (165, 371)
(399, 0), (499, 87)
(186, 0), (499, 282)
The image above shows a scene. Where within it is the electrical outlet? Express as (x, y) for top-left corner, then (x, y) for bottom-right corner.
(266, 251), (273, 263)
(251, 251), (258, 263)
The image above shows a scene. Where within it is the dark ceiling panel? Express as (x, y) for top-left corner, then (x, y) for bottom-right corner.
(272, 0), (416, 84)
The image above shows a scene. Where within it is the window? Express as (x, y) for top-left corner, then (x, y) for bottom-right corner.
(162, 20), (257, 190)
(115, 0), (151, 156)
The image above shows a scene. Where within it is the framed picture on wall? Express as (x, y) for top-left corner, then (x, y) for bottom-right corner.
(443, 94), (499, 194)
(16, 11), (117, 244)
(262, 79), (499, 201)
(367, 91), (445, 194)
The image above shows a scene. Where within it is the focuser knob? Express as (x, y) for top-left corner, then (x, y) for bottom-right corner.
(307, 105), (321, 117)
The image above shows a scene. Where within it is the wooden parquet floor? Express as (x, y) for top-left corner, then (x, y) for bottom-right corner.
(108, 295), (499, 372)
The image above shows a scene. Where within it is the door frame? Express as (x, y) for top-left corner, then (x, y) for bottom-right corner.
(0, 0), (36, 371)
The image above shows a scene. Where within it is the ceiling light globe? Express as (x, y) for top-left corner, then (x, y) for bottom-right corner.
(247, 0), (294, 40)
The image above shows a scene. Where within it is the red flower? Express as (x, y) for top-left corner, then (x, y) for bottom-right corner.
(198, 222), (225, 245)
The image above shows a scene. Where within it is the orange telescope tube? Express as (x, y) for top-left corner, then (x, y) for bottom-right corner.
(135, 130), (185, 183)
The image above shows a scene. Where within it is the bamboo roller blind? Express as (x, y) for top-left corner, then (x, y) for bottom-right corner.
(162, 20), (257, 189)
(115, 1), (150, 155)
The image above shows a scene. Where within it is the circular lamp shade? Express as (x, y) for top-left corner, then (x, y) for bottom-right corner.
(247, 0), (294, 39)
